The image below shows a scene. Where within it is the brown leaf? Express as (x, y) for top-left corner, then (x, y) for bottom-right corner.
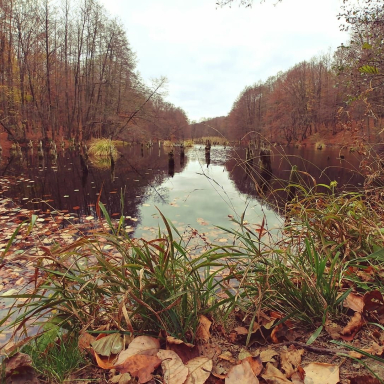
(233, 326), (248, 335)
(78, 332), (96, 353)
(363, 291), (384, 323)
(115, 336), (160, 366)
(260, 349), (278, 363)
(196, 315), (212, 343)
(303, 363), (339, 384)
(280, 348), (304, 378)
(3, 352), (40, 384)
(166, 336), (199, 364)
(324, 321), (342, 340)
(350, 376), (382, 384)
(94, 351), (116, 369)
(4, 352), (33, 376)
(243, 355), (263, 376)
(114, 354), (161, 383)
(341, 312), (364, 340)
(261, 362), (291, 383)
(185, 356), (213, 384)
(157, 349), (188, 384)
(197, 343), (222, 361)
(348, 342), (384, 359)
(344, 292), (364, 313)
(225, 360), (259, 384)
(271, 323), (291, 344)
(109, 372), (133, 384)
(290, 370), (305, 384)
(212, 359), (233, 378)
(219, 351), (237, 364)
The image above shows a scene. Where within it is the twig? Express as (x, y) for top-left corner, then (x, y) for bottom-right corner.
(276, 341), (350, 355)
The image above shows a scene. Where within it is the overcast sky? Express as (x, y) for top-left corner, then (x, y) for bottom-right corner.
(99, 0), (349, 122)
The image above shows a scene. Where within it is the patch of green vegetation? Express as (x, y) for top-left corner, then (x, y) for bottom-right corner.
(22, 327), (85, 383)
(88, 138), (118, 158)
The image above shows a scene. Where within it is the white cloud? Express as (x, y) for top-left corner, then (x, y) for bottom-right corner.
(100, 0), (349, 121)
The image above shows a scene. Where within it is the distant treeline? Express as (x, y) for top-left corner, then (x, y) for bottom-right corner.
(193, 0), (384, 144)
(0, 0), (190, 142)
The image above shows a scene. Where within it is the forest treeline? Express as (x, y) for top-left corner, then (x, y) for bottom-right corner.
(194, 0), (384, 145)
(0, 0), (190, 143)
(1, 0), (383, 145)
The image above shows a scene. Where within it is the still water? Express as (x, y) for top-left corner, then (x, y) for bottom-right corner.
(0, 144), (365, 241)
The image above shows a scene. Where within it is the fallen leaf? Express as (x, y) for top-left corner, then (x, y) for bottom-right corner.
(238, 350), (252, 361)
(4, 352), (33, 376)
(350, 376), (381, 384)
(219, 351), (237, 364)
(78, 332), (96, 352)
(114, 354), (161, 383)
(343, 292), (364, 313)
(271, 323), (291, 343)
(261, 362), (291, 383)
(348, 342), (384, 358)
(243, 355), (263, 376)
(166, 336), (199, 364)
(185, 356), (213, 384)
(234, 326), (248, 335)
(260, 349), (278, 363)
(115, 336), (160, 365)
(324, 321), (342, 340)
(2, 352), (40, 383)
(197, 217), (209, 226)
(280, 347), (304, 378)
(291, 370), (305, 384)
(197, 343), (222, 360)
(303, 362), (339, 384)
(91, 333), (124, 356)
(341, 312), (364, 340)
(94, 351), (116, 369)
(196, 315), (212, 342)
(157, 349), (188, 384)
(109, 372), (132, 384)
(363, 290), (384, 323)
(225, 360), (259, 384)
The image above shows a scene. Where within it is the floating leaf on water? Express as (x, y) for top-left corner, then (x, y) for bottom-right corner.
(63, 195), (69, 198)
(218, 238), (228, 243)
(3, 288), (18, 296)
(143, 204), (150, 207)
(74, 189), (79, 192)
(85, 216), (94, 221)
(73, 206), (80, 210)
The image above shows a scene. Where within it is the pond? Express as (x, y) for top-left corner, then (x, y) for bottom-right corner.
(0, 144), (366, 243)
(0, 143), (367, 347)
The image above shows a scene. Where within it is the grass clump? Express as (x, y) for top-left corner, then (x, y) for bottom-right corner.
(88, 138), (118, 158)
(22, 326), (85, 383)
(5, 206), (237, 343)
(315, 141), (325, 150)
(183, 139), (194, 147)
